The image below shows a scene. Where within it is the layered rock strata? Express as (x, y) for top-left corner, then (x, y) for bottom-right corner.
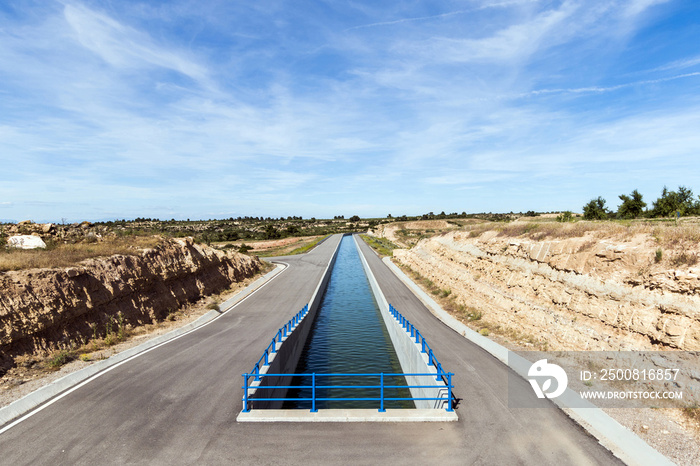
(393, 231), (700, 351)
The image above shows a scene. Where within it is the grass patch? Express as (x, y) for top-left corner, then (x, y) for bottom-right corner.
(683, 403), (700, 425)
(360, 234), (399, 256)
(670, 251), (699, 267)
(0, 236), (163, 272)
(248, 235), (328, 257)
(207, 301), (220, 311)
(45, 350), (74, 370)
(288, 235), (330, 255)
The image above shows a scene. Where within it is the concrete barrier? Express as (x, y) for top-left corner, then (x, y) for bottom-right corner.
(353, 235), (451, 412)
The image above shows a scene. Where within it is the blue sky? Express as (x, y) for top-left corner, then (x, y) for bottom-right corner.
(1, 0), (699, 222)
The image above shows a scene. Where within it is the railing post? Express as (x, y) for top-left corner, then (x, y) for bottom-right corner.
(436, 363), (442, 381)
(379, 373), (386, 412)
(271, 338), (277, 354)
(254, 363), (260, 381)
(264, 350), (269, 366)
(311, 373), (318, 413)
(421, 338), (426, 353)
(446, 373), (454, 412)
(415, 329), (420, 344)
(243, 373), (250, 412)
(428, 349), (433, 367)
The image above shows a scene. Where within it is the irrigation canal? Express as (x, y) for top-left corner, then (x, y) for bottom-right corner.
(0, 233), (622, 464)
(284, 234), (413, 409)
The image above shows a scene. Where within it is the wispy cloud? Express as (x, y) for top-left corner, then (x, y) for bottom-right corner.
(345, 0), (540, 31)
(524, 71), (700, 97)
(647, 56), (700, 73)
(63, 3), (209, 84)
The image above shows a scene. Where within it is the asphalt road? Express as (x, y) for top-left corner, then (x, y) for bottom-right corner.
(0, 233), (621, 465)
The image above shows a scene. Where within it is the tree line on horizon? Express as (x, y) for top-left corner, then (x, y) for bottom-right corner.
(581, 186), (700, 221)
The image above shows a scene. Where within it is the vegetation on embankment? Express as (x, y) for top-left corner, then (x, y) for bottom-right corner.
(359, 234), (399, 257)
(0, 236), (163, 272)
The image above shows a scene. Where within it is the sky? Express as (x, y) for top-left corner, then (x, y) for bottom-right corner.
(1, 0), (700, 222)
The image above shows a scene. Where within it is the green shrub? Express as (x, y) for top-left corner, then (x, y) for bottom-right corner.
(556, 211), (574, 222)
(46, 350), (73, 369)
(583, 197), (610, 220)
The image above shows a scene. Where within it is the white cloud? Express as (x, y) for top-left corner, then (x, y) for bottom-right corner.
(525, 72), (700, 97)
(63, 4), (209, 84)
(401, 2), (577, 64)
(623, 0), (672, 18)
(649, 56), (700, 73)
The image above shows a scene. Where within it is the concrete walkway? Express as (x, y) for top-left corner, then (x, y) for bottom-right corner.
(0, 234), (623, 465)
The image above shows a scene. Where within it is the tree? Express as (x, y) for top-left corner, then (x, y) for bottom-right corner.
(264, 224), (280, 239)
(582, 197), (609, 220)
(349, 215), (361, 222)
(617, 189), (646, 219)
(651, 186), (698, 217)
(556, 211), (573, 222)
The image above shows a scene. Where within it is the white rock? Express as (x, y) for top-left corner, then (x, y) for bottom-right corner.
(7, 235), (47, 249)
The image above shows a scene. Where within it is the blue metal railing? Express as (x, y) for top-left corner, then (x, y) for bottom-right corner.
(241, 303), (455, 413)
(249, 304), (309, 382)
(242, 372), (453, 413)
(388, 304), (446, 383)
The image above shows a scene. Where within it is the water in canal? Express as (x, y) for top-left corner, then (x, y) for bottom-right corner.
(284, 235), (414, 409)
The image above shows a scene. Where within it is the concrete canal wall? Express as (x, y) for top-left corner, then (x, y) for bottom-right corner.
(353, 235), (449, 410)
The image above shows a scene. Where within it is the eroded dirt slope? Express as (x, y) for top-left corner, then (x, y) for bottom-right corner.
(0, 238), (262, 374)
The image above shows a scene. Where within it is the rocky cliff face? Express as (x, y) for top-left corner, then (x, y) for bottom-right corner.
(0, 238), (262, 373)
(393, 229), (700, 352)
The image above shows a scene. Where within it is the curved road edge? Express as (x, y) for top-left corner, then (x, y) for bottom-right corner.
(380, 255), (674, 466)
(0, 263), (287, 430)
